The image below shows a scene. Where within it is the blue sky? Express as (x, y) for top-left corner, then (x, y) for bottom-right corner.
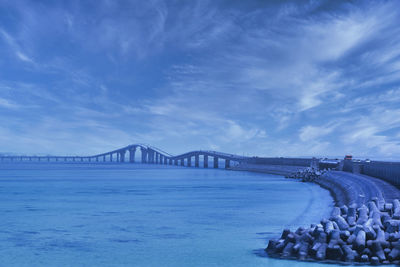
(1, 0), (400, 159)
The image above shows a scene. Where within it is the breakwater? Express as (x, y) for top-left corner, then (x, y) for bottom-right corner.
(266, 198), (400, 264)
(343, 160), (400, 188)
(285, 167), (324, 182)
(266, 170), (400, 265)
(230, 155), (400, 265)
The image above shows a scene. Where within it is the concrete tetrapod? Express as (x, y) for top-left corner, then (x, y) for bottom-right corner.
(266, 199), (400, 265)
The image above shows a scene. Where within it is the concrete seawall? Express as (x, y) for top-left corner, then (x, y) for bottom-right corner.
(231, 156), (316, 176)
(232, 159), (400, 264)
(316, 171), (400, 207)
(343, 160), (400, 188)
(230, 162), (308, 176)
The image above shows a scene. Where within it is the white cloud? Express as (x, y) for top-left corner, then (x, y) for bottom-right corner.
(299, 125), (335, 142)
(0, 97), (19, 109)
(15, 51), (33, 63)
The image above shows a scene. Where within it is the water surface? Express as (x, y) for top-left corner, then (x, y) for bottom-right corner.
(0, 163), (335, 266)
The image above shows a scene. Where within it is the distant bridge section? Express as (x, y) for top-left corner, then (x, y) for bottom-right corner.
(0, 144), (250, 169)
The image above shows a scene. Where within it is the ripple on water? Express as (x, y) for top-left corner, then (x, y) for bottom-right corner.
(0, 163), (333, 267)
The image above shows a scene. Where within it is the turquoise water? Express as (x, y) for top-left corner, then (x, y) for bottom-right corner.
(0, 163), (335, 266)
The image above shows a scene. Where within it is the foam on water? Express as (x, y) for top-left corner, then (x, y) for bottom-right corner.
(0, 163), (335, 266)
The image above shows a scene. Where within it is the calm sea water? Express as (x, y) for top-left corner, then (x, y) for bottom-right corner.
(0, 163), (335, 267)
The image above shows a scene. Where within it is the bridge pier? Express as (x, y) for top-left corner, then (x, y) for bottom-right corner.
(195, 154), (199, 167)
(180, 159), (184, 166)
(214, 157), (218, 168)
(141, 148), (147, 163)
(169, 158), (172, 165)
(164, 157), (168, 165)
(204, 155), (208, 168)
(103, 155), (106, 162)
(110, 154), (113, 162)
(129, 147), (136, 163)
(187, 156), (191, 167)
(119, 150), (126, 162)
(174, 159), (178, 166)
(150, 150), (155, 164)
(225, 159), (230, 169)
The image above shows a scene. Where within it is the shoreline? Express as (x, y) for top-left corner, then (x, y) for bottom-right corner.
(231, 163), (400, 208)
(234, 163), (400, 265)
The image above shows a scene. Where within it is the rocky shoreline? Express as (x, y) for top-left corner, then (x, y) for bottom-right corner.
(266, 170), (400, 265)
(267, 198), (400, 264)
(285, 167), (325, 182)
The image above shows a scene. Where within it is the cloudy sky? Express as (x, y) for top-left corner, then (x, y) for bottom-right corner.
(0, 0), (400, 159)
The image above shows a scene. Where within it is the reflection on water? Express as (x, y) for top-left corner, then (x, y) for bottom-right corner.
(0, 163), (334, 266)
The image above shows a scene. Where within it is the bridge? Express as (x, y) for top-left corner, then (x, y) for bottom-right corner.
(0, 144), (249, 169)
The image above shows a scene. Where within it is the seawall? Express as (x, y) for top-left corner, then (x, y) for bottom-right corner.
(343, 160), (400, 188)
(240, 159), (400, 264)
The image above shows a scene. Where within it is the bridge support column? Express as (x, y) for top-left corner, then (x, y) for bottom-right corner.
(225, 159), (230, 169)
(119, 150), (126, 162)
(174, 159), (178, 166)
(140, 148), (147, 163)
(180, 159), (184, 166)
(164, 157), (168, 165)
(169, 158), (172, 165)
(204, 155), (208, 168)
(110, 154), (113, 162)
(129, 147), (136, 163)
(195, 154), (199, 167)
(187, 156), (191, 167)
(148, 150), (154, 163)
(214, 157), (218, 168)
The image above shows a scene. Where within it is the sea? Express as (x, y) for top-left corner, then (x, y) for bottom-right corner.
(0, 162), (338, 266)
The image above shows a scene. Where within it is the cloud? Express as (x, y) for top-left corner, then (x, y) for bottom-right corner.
(0, 97), (20, 109)
(1, 1), (400, 158)
(0, 28), (35, 63)
(299, 125), (335, 142)
(15, 51), (33, 63)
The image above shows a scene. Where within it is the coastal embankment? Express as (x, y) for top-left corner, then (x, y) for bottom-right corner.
(316, 171), (400, 207)
(233, 157), (400, 264)
(231, 157), (316, 176)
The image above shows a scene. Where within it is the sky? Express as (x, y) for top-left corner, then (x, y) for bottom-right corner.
(0, 0), (400, 159)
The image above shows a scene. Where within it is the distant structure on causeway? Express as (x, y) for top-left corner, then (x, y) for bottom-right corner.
(0, 144), (248, 169)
